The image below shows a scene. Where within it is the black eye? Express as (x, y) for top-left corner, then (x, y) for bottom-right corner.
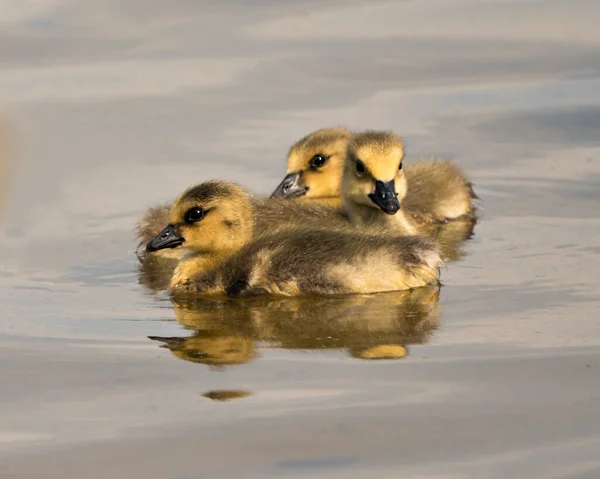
(310, 154), (328, 169)
(355, 159), (366, 175)
(184, 207), (205, 224)
(399, 162), (403, 170)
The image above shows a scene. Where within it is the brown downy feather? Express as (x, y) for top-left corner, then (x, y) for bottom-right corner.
(151, 181), (441, 297)
(251, 197), (347, 232)
(402, 158), (477, 222)
(175, 227), (441, 297)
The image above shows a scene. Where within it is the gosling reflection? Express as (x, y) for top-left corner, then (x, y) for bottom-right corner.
(351, 344), (408, 360)
(202, 390), (252, 401)
(150, 334), (255, 367)
(137, 254), (178, 293)
(149, 284), (441, 365)
(427, 215), (478, 263)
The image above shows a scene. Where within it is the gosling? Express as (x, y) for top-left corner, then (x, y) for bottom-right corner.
(342, 131), (477, 236)
(271, 127), (477, 224)
(146, 181), (441, 297)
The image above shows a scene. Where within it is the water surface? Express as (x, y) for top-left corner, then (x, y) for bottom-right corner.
(1, 1), (600, 478)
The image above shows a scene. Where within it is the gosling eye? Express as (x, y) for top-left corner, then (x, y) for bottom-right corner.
(398, 162), (403, 171)
(184, 207), (206, 224)
(310, 154), (328, 169)
(355, 159), (366, 175)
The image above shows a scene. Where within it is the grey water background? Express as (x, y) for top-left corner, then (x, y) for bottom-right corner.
(1, 0), (600, 477)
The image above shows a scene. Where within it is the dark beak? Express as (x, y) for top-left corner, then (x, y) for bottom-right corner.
(270, 172), (309, 198)
(368, 179), (400, 215)
(146, 224), (184, 252)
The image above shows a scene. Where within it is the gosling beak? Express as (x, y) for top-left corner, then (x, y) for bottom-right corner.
(146, 224), (184, 252)
(270, 172), (309, 198)
(368, 179), (400, 215)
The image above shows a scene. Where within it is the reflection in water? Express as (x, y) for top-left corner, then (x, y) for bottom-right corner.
(149, 284), (441, 368)
(429, 215), (478, 263)
(152, 332), (255, 367)
(137, 254), (179, 293)
(202, 390), (252, 401)
(357, 344), (408, 360)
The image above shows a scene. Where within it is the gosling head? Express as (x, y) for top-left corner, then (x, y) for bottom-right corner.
(146, 181), (254, 256)
(342, 131), (407, 216)
(271, 127), (351, 199)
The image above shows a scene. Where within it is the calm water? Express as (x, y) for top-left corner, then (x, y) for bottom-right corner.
(2, 1), (600, 478)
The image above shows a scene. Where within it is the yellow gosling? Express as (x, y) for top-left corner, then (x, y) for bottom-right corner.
(146, 181), (441, 297)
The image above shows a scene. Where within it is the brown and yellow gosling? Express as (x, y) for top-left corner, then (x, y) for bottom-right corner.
(342, 130), (477, 235)
(271, 128), (477, 225)
(270, 126), (351, 206)
(146, 181), (441, 297)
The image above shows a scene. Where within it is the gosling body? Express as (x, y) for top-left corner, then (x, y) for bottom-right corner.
(171, 228), (440, 297)
(403, 159), (477, 224)
(146, 181), (441, 298)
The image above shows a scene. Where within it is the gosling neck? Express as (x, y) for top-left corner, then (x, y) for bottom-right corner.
(344, 200), (417, 235)
(300, 195), (343, 208)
